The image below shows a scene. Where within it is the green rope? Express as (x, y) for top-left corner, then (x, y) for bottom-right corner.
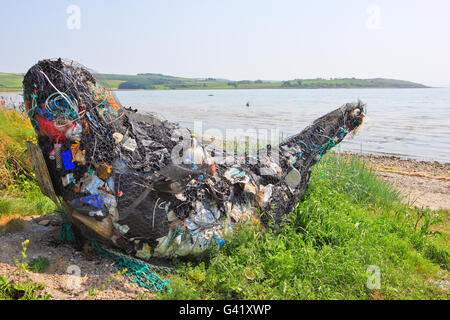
(59, 223), (75, 244)
(311, 128), (349, 178)
(89, 240), (171, 293)
(166, 227), (185, 249)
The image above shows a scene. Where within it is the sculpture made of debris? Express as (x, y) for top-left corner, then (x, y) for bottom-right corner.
(23, 58), (365, 260)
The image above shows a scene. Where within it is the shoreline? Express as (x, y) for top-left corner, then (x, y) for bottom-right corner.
(343, 152), (450, 211)
(344, 152), (449, 179)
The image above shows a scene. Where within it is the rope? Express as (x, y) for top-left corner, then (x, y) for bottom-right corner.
(59, 223), (75, 244)
(311, 128), (348, 178)
(89, 239), (172, 293)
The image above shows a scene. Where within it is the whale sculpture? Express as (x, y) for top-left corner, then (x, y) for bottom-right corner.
(22, 59), (365, 260)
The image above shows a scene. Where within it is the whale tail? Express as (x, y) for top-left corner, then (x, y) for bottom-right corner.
(242, 101), (366, 224)
(280, 100), (365, 167)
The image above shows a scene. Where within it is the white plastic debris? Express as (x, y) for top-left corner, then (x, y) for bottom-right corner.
(113, 222), (130, 234)
(80, 173), (104, 195)
(183, 137), (206, 165)
(122, 137), (137, 152)
(61, 173), (75, 187)
(65, 122), (82, 141)
(112, 132), (124, 144)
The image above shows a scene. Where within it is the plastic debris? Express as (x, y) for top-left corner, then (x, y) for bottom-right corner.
(71, 194), (104, 211)
(122, 138), (137, 152)
(71, 141), (86, 164)
(61, 173), (75, 187)
(285, 168), (302, 188)
(89, 210), (107, 220)
(97, 163), (112, 180)
(80, 173), (104, 195)
(113, 222), (130, 234)
(62, 150), (76, 170)
(112, 132), (124, 144)
(213, 234), (226, 248)
(65, 122), (82, 141)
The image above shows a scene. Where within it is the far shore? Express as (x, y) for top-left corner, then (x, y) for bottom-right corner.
(0, 87), (437, 94)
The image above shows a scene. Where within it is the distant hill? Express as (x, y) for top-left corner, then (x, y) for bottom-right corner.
(0, 73), (24, 92)
(0, 72), (428, 92)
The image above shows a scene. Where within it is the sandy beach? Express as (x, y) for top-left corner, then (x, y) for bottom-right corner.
(353, 154), (449, 211)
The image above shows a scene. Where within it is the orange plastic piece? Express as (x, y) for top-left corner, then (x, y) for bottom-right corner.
(97, 163), (112, 180)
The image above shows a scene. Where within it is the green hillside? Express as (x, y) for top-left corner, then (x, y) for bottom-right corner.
(0, 73), (24, 92)
(0, 72), (428, 92)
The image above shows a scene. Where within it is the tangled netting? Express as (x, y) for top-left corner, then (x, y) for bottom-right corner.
(23, 58), (365, 260)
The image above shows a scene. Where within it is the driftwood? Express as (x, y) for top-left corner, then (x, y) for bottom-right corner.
(26, 141), (59, 205)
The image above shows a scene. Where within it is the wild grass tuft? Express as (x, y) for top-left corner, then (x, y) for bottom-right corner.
(0, 108), (56, 217)
(28, 257), (51, 273)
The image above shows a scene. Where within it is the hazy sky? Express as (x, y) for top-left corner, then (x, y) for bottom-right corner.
(1, 0), (449, 86)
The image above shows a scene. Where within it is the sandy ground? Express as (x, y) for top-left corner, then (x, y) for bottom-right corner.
(0, 154), (448, 300)
(355, 154), (450, 211)
(0, 215), (154, 300)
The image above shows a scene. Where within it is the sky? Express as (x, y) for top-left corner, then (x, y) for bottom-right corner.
(1, 0), (449, 86)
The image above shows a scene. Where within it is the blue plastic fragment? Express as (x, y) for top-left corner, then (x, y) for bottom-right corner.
(106, 176), (115, 192)
(71, 194), (104, 210)
(229, 167), (245, 178)
(113, 157), (128, 172)
(62, 150), (76, 170)
(213, 234), (225, 248)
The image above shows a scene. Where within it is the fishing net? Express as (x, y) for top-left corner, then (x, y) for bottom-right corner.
(23, 58), (365, 263)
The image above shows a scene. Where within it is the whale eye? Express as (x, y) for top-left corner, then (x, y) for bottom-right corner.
(351, 108), (361, 117)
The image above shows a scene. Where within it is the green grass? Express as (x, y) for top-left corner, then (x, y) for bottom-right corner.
(0, 178), (57, 217)
(28, 257), (50, 273)
(0, 108), (57, 218)
(0, 73), (23, 92)
(0, 276), (50, 300)
(159, 153), (448, 300)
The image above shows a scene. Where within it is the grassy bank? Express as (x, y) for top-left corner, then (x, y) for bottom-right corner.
(160, 155), (448, 300)
(0, 108), (447, 300)
(0, 108), (56, 224)
(0, 73), (23, 92)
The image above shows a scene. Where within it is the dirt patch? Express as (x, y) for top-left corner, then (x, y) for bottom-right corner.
(0, 215), (31, 226)
(374, 171), (450, 211)
(0, 215), (156, 300)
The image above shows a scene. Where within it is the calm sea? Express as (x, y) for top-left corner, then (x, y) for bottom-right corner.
(115, 88), (450, 163)
(3, 88), (449, 163)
